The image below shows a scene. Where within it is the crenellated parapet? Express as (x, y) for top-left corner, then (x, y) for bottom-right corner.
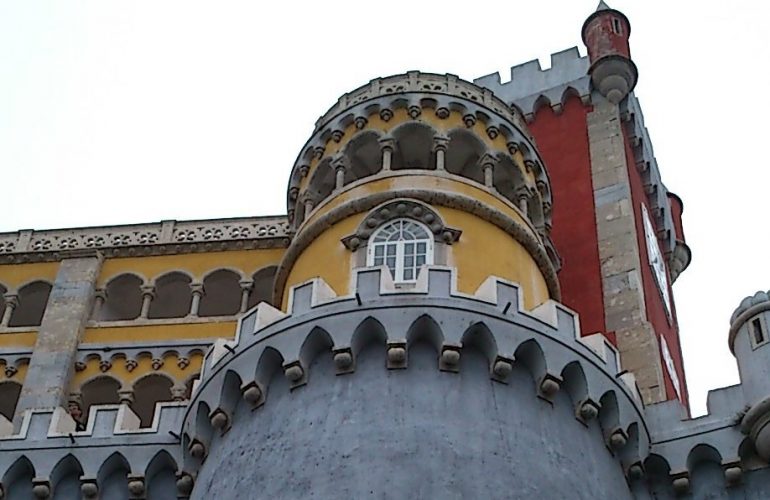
(0, 403), (187, 498)
(181, 266), (649, 497)
(474, 47), (592, 120)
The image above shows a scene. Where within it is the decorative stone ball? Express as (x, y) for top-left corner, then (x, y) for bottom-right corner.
(32, 484), (50, 499)
(724, 466), (742, 486)
(627, 464), (644, 480)
(388, 346), (406, 363)
(672, 477), (690, 495)
(348, 237), (360, 250)
(210, 411), (228, 430)
(80, 482), (98, 498)
(412, 206), (423, 217)
(540, 378), (560, 397)
(579, 402), (599, 421)
(493, 360), (512, 378)
(423, 213), (434, 223)
(285, 365), (304, 382)
(189, 441), (206, 459)
(127, 479), (145, 496)
(366, 218), (378, 228)
(430, 223), (442, 234)
(609, 431), (627, 450)
(334, 351), (353, 370)
(442, 231), (454, 244)
(176, 474), (194, 495)
(441, 349), (460, 366)
(396, 203), (407, 214)
(242, 385), (262, 405)
(380, 209), (391, 218)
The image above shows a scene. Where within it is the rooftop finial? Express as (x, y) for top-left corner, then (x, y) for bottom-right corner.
(596, 0), (611, 11)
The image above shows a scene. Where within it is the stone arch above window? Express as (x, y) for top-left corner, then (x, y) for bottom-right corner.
(132, 373), (174, 427)
(248, 266), (277, 309)
(148, 272), (193, 319)
(8, 280), (52, 327)
(391, 122), (436, 171)
(198, 269), (242, 317)
(80, 375), (121, 421)
(341, 200), (461, 252)
(99, 273), (143, 321)
(343, 130), (383, 183)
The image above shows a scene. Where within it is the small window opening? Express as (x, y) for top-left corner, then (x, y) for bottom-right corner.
(612, 18), (622, 35)
(752, 318), (765, 345)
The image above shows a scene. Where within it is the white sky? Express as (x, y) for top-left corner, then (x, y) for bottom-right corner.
(1, 1), (768, 415)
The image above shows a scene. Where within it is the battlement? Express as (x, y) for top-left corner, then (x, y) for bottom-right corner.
(0, 403), (185, 495)
(474, 48), (591, 118)
(185, 266), (650, 483)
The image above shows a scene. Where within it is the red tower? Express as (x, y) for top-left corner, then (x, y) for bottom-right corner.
(581, 1), (638, 103)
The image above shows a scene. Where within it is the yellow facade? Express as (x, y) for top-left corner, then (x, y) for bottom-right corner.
(0, 261), (59, 289)
(97, 249), (284, 286)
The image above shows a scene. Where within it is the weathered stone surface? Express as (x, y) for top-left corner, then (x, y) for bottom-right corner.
(14, 252), (103, 420)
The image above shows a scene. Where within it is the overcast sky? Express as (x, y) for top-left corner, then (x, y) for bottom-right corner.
(1, 1), (768, 415)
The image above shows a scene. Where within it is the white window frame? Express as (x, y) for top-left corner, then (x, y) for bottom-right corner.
(366, 219), (434, 283)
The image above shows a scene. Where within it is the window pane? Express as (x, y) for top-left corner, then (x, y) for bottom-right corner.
(416, 255), (425, 266)
(374, 256), (383, 266)
(417, 242), (426, 253)
(375, 246), (384, 257)
(404, 269), (413, 280)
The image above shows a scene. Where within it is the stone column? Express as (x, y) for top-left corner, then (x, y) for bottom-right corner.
(189, 283), (204, 317)
(140, 285), (155, 319)
(433, 135), (449, 171)
(91, 288), (107, 320)
(480, 154), (497, 188)
(118, 388), (135, 406)
(379, 137), (395, 171)
(587, 101), (666, 405)
(303, 197), (315, 222)
(14, 250), (103, 421)
(515, 187), (530, 215)
(332, 155), (347, 190)
(239, 280), (254, 312)
(1, 293), (18, 327)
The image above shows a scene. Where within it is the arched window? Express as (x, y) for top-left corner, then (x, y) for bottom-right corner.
(367, 219), (433, 283)
(9, 281), (52, 327)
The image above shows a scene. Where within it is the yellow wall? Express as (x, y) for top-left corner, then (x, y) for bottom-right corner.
(282, 215), (363, 310)
(283, 203), (549, 311)
(98, 248), (285, 286)
(304, 174), (536, 236)
(440, 207), (549, 309)
(0, 262), (59, 289)
(0, 331), (36, 348)
(82, 321), (237, 344)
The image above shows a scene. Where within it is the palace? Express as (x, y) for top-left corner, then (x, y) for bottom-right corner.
(2, 3), (770, 498)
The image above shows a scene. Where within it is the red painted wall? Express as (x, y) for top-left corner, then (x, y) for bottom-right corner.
(528, 96), (609, 340)
(621, 129), (690, 407)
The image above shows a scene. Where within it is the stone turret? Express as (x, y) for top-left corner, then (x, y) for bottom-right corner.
(581, 1), (638, 103)
(730, 291), (770, 460)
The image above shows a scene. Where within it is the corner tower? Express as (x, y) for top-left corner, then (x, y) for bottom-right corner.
(582, 1), (638, 103)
